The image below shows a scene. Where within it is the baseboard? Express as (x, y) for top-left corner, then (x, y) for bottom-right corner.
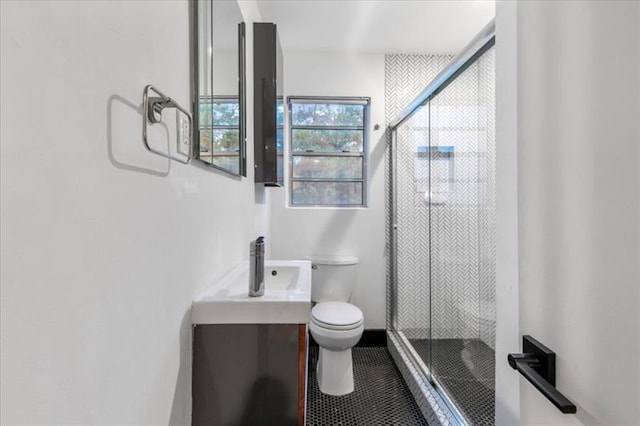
(308, 329), (387, 348)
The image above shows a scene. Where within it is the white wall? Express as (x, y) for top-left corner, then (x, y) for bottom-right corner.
(0, 1), (267, 424)
(494, 2), (520, 424)
(270, 52), (387, 329)
(495, 1), (639, 424)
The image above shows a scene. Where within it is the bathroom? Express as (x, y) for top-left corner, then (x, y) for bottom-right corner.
(1, 1), (639, 425)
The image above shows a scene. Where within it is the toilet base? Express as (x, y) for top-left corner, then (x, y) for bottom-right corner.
(316, 347), (354, 396)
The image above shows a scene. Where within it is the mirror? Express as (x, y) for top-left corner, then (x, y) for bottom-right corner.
(192, 0), (246, 176)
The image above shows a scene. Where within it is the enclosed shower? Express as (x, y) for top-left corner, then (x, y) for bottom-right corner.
(387, 21), (496, 426)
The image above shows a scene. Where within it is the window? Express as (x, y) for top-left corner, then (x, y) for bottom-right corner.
(276, 99), (284, 185)
(288, 97), (369, 207)
(199, 96), (240, 174)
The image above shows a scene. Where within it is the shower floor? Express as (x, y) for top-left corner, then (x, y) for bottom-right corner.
(409, 338), (495, 426)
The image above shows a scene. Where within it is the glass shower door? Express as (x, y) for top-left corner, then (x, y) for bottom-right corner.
(389, 42), (495, 426)
(428, 47), (496, 425)
(393, 101), (433, 383)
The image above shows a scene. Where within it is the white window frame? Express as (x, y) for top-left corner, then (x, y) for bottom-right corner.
(287, 96), (370, 208)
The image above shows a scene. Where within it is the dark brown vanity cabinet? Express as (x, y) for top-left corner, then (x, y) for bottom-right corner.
(192, 324), (307, 426)
(253, 22), (284, 186)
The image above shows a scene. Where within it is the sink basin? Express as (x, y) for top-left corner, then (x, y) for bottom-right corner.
(192, 260), (312, 324)
(264, 263), (309, 291)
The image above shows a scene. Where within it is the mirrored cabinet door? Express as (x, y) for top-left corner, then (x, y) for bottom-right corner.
(192, 0), (246, 176)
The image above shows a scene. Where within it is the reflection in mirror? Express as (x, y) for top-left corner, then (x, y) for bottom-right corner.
(192, 0), (246, 176)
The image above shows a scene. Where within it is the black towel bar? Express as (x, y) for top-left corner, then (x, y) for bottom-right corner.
(508, 335), (577, 414)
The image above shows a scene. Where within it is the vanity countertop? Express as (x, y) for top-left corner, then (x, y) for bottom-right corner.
(191, 260), (312, 324)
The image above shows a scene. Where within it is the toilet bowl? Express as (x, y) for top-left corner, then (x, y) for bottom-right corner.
(310, 302), (364, 395)
(307, 256), (363, 396)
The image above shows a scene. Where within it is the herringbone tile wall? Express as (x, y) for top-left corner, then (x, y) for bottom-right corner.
(429, 64), (481, 340)
(385, 54), (452, 338)
(386, 49), (496, 348)
(478, 49), (496, 348)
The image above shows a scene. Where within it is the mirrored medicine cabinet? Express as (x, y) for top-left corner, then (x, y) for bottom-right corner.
(191, 0), (246, 176)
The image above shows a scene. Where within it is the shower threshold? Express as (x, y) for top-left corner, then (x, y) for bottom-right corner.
(409, 338), (495, 426)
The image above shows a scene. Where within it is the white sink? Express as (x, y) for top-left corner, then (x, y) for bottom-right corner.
(191, 260), (312, 324)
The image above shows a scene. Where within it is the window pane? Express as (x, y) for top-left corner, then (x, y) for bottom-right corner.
(277, 100), (284, 126)
(199, 129), (212, 152)
(199, 102), (212, 127)
(198, 130), (239, 174)
(277, 128), (284, 151)
(292, 103), (364, 127)
(200, 129), (240, 153)
(211, 155), (240, 174)
(292, 129), (363, 152)
(292, 181), (363, 205)
(292, 156), (363, 179)
(277, 153), (284, 186)
(212, 102), (239, 126)
(199, 101), (239, 126)
(277, 128), (284, 185)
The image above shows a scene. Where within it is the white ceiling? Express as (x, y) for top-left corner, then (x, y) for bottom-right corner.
(256, 0), (495, 55)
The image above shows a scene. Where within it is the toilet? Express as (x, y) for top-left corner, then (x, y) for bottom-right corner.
(308, 255), (364, 396)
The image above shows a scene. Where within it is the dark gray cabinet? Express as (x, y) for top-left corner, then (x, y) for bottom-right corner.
(253, 22), (284, 186)
(192, 324), (307, 426)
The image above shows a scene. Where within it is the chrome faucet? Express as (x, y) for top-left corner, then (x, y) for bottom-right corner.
(249, 236), (265, 297)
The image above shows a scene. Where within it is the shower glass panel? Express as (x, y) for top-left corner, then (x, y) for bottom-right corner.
(392, 46), (495, 426)
(394, 102), (432, 382)
(427, 47), (495, 425)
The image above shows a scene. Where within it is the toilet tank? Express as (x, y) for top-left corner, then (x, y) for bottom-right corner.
(308, 255), (359, 303)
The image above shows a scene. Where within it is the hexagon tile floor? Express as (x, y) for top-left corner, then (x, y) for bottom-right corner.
(409, 338), (495, 426)
(306, 346), (428, 425)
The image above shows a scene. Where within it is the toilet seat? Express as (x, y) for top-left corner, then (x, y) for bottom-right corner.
(311, 302), (363, 331)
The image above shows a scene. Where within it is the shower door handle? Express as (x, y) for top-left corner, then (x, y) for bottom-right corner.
(508, 335), (577, 414)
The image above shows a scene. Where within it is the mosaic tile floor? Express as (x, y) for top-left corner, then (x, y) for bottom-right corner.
(306, 346), (428, 425)
(409, 338), (495, 426)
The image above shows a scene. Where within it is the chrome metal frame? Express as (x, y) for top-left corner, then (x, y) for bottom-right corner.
(142, 85), (192, 164)
(189, 0), (247, 177)
(390, 129), (398, 329)
(388, 18), (496, 426)
(389, 19), (495, 130)
(397, 330), (468, 426)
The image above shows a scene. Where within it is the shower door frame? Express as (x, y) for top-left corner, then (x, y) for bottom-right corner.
(388, 19), (496, 426)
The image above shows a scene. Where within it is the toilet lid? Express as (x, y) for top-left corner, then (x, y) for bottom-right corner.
(311, 302), (363, 328)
